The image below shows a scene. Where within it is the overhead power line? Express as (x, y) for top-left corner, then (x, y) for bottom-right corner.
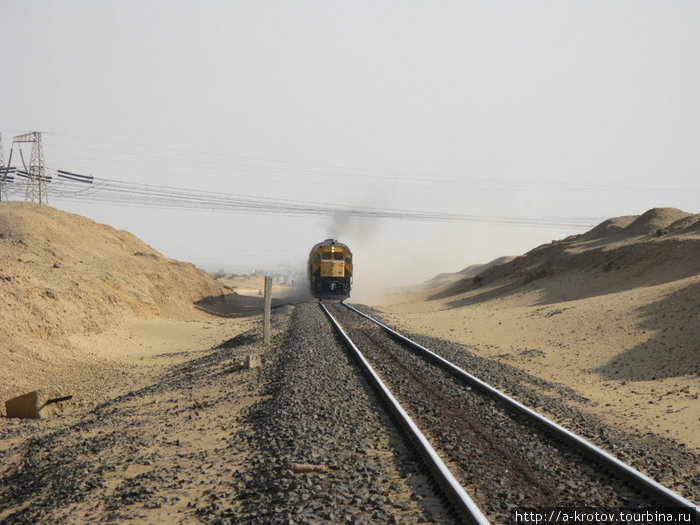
(42, 133), (700, 194)
(0, 166), (603, 229)
(57, 169), (94, 183)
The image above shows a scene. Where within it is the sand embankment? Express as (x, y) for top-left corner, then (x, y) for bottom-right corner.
(0, 202), (233, 411)
(377, 208), (700, 450)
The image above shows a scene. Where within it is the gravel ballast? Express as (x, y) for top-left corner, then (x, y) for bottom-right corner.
(0, 303), (457, 524)
(230, 302), (455, 524)
(347, 304), (700, 507)
(1, 301), (696, 524)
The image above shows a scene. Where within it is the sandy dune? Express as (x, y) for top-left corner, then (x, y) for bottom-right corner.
(377, 208), (700, 450)
(0, 202), (229, 412)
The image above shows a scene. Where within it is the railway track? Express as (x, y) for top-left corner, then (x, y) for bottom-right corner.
(321, 301), (700, 523)
(1, 301), (696, 524)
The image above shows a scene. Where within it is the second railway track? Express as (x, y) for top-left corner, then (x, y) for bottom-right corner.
(322, 301), (699, 522)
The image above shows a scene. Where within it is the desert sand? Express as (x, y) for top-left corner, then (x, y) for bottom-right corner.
(0, 202), (255, 414)
(375, 208), (700, 451)
(1, 202), (697, 456)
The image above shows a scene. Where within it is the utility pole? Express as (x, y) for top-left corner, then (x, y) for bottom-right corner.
(13, 131), (47, 204)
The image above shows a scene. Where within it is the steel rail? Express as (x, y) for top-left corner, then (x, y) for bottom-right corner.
(343, 303), (700, 515)
(319, 302), (490, 525)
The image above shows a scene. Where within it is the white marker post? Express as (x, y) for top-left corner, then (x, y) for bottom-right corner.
(263, 276), (272, 345)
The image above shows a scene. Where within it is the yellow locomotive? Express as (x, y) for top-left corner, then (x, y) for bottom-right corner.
(308, 239), (353, 299)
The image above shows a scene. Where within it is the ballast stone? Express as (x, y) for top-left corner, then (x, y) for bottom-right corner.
(5, 389), (68, 419)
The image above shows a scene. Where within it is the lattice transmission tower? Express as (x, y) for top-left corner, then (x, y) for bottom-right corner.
(13, 131), (47, 204)
(0, 133), (6, 201)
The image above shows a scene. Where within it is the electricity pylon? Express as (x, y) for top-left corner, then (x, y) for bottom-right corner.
(0, 133), (6, 201)
(13, 131), (47, 204)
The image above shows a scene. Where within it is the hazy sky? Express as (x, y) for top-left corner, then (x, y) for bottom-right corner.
(2, 1), (698, 294)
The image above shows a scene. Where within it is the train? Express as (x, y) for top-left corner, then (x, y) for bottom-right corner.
(308, 239), (353, 299)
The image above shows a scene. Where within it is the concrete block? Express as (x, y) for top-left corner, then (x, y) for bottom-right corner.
(5, 390), (71, 419)
(244, 354), (261, 369)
